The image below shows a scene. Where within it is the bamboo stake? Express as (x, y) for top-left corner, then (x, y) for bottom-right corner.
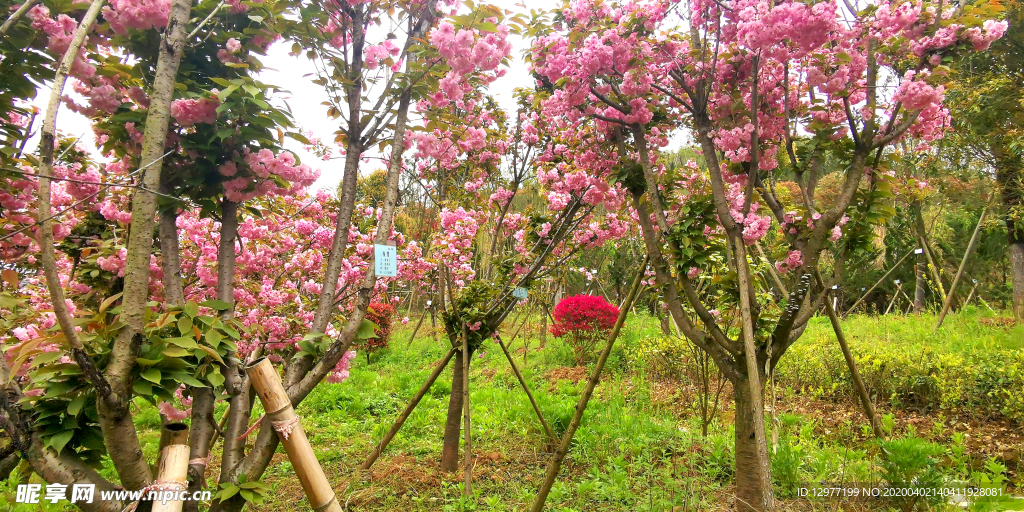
(245, 358), (341, 512)
(361, 348), (457, 469)
(530, 255), (647, 512)
(936, 206), (989, 329)
(815, 273), (884, 439)
(405, 309), (428, 347)
(964, 280), (980, 306)
(156, 423), (189, 469)
(151, 445), (189, 512)
(884, 283), (901, 315)
(844, 248), (915, 316)
(494, 335), (557, 445)
(461, 324), (473, 498)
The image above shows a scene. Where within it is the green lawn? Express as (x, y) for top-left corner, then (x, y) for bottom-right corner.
(3, 311), (1022, 511)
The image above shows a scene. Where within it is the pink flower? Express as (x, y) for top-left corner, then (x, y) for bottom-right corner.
(158, 401), (191, 421)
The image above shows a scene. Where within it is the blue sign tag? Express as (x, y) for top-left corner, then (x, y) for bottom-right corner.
(512, 287), (528, 299)
(374, 244), (397, 277)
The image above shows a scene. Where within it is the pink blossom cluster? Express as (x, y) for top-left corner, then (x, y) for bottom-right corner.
(427, 20), (512, 106)
(170, 97), (219, 127)
(774, 250), (804, 274)
(363, 41), (400, 70)
(326, 349), (357, 383)
(218, 149), (319, 202)
(102, 0), (171, 35)
(434, 207), (486, 287)
(28, 5), (94, 78)
(489, 187), (515, 207)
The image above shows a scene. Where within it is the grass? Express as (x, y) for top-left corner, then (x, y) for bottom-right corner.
(2, 310), (1022, 511)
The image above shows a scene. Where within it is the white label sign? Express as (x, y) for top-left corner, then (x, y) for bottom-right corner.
(374, 244), (397, 277)
(513, 287), (528, 299)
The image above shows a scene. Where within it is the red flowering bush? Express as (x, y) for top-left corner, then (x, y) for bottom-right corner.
(358, 302), (395, 363)
(550, 295), (619, 365)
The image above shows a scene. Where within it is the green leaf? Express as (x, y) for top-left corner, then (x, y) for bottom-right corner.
(162, 346), (191, 358)
(165, 337), (198, 349)
(198, 345), (225, 365)
(30, 351), (62, 367)
(184, 302), (199, 318)
(141, 368), (162, 384)
(214, 484), (240, 503)
(356, 319), (379, 339)
(201, 299), (232, 311)
(48, 430), (75, 454)
(206, 329), (223, 348)
(218, 85), (239, 101)
(178, 316), (193, 335)
(207, 369), (225, 388)
(67, 395), (86, 416)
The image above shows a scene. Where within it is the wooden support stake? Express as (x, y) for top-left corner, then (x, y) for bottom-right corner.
(156, 423), (189, 469)
(844, 248), (915, 316)
(494, 335), (557, 445)
(884, 284), (901, 315)
(152, 444), (189, 512)
(405, 310), (428, 347)
(936, 207), (989, 330)
(530, 255), (647, 512)
(815, 273), (884, 439)
(361, 348), (457, 469)
(246, 358), (341, 512)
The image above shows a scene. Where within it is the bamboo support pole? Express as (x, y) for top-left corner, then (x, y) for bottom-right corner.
(461, 324), (473, 497)
(530, 255), (647, 512)
(156, 423), (189, 468)
(936, 207), (989, 329)
(964, 280), (980, 306)
(361, 348), (457, 469)
(844, 248), (915, 316)
(815, 273), (884, 439)
(246, 358), (341, 512)
(494, 335), (557, 445)
(884, 284), (901, 315)
(405, 309), (428, 347)
(151, 444), (189, 512)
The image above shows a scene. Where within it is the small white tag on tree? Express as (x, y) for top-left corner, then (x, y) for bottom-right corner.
(513, 287), (528, 299)
(374, 244), (397, 277)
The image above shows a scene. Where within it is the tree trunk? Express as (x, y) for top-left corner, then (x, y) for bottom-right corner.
(99, 0), (193, 489)
(1011, 241), (1024, 320)
(733, 376), (770, 512)
(158, 187), (184, 306)
(659, 309), (672, 336)
(993, 151), (1023, 320)
(732, 242), (775, 512)
(183, 387), (215, 512)
(440, 348), (465, 473)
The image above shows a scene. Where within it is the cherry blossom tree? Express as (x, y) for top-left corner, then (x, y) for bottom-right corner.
(530, 0), (1006, 508)
(0, 1), (515, 511)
